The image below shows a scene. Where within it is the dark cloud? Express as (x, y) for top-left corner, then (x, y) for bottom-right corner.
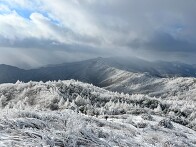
(126, 32), (196, 53)
(145, 32), (196, 53)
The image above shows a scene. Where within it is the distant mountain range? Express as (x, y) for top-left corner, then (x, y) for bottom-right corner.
(0, 57), (196, 85)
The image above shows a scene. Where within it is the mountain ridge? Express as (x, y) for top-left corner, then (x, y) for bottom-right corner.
(0, 57), (196, 84)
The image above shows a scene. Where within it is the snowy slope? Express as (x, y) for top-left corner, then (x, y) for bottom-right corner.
(0, 80), (196, 146)
(100, 57), (196, 77)
(101, 67), (196, 99)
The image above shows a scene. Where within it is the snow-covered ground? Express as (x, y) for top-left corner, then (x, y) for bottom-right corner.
(0, 109), (196, 147)
(0, 80), (195, 146)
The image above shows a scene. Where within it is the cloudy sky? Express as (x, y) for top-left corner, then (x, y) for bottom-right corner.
(0, 0), (196, 68)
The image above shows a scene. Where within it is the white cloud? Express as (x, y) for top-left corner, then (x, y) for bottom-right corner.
(1, 0), (41, 10)
(0, 4), (11, 12)
(42, 0), (101, 37)
(0, 12), (31, 40)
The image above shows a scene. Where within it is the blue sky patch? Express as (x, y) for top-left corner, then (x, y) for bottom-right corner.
(14, 8), (32, 19)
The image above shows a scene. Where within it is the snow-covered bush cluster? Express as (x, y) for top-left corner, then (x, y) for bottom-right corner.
(0, 80), (196, 130)
(0, 79), (195, 146)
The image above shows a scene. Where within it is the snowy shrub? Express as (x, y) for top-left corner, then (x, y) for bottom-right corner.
(141, 99), (159, 109)
(187, 120), (196, 131)
(49, 103), (59, 110)
(136, 122), (148, 128)
(0, 95), (7, 108)
(169, 116), (188, 126)
(141, 114), (154, 121)
(158, 119), (174, 129)
(154, 104), (162, 113)
(98, 130), (109, 139)
(127, 108), (147, 115)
